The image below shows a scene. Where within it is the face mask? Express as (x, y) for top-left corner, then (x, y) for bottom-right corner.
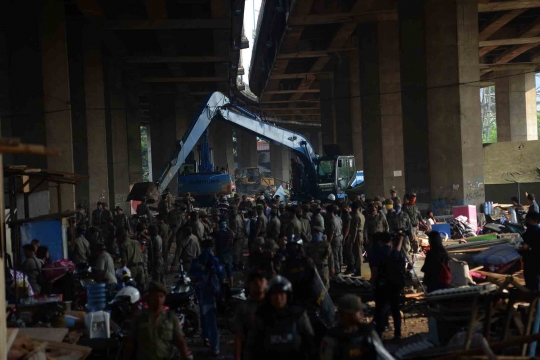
(313, 232), (323, 242)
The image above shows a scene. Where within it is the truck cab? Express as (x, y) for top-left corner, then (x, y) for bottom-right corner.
(316, 156), (356, 199)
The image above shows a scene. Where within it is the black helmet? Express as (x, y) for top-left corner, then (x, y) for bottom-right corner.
(266, 275), (292, 294)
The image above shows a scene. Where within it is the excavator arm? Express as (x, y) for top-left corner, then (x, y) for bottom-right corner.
(156, 91), (318, 194)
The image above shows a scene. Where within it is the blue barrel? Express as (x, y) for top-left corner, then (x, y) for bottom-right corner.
(86, 283), (107, 311)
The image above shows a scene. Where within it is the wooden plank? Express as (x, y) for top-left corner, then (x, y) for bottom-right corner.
(18, 328), (69, 342)
(142, 77), (228, 83)
(479, 9), (526, 41)
(126, 55), (229, 64)
(263, 111), (321, 115)
(479, 1), (540, 12)
(107, 19), (230, 30)
(480, 37), (540, 47)
(264, 89), (320, 95)
(288, 10), (397, 26)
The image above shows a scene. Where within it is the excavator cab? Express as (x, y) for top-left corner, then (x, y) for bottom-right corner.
(236, 167), (274, 193)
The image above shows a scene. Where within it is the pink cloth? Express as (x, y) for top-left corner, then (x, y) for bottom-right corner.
(44, 259), (76, 280)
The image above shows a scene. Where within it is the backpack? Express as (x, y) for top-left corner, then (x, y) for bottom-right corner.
(376, 249), (405, 288)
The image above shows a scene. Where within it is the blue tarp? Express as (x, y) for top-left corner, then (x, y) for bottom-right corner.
(20, 220), (64, 261)
(472, 244), (520, 265)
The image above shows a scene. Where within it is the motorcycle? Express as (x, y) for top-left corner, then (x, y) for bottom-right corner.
(166, 262), (200, 337)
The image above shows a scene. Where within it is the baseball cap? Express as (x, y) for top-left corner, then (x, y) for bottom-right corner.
(337, 294), (367, 313)
(148, 281), (169, 295)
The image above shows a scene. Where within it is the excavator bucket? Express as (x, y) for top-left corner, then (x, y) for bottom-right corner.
(126, 182), (160, 202)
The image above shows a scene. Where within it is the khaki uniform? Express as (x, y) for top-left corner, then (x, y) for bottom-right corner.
(341, 211), (354, 268)
(255, 213), (268, 238)
(402, 204), (422, 252)
(191, 220), (206, 242)
(289, 216), (302, 237)
(350, 211), (365, 275)
(171, 234), (200, 273)
(157, 222), (171, 265)
(120, 238), (146, 286)
(326, 214), (343, 274)
(364, 213), (389, 244)
(72, 235), (91, 266)
(305, 239), (334, 289)
(230, 214), (247, 264)
(312, 212), (325, 230)
(131, 309), (184, 360)
(148, 235), (164, 283)
(266, 216), (281, 241)
(300, 218), (312, 242)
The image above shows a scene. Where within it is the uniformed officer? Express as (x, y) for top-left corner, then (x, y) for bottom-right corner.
(156, 215), (172, 269)
(311, 203), (325, 230)
(167, 202), (187, 242)
(170, 226), (200, 274)
(401, 193), (424, 253)
(289, 207), (303, 238)
(190, 211), (206, 242)
(305, 226), (334, 289)
(147, 225), (164, 283)
(281, 236), (317, 308)
(386, 199), (413, 254)
(320, 294), (392, 360)
(350, 202), (365, 276)
(390, 188), (401, 210)
(299, 208), (312, 243)
(341, 202), (354, 275)
(266, 208), (281, 240)
(125, 281), (192, 360)
(113, 206), (131, 235)
(254, 205), (268, 239)
(229, 206), (247, 271)
(243, 276), (315, 360)
(325, 205), (343, 275)
(363, 205), (389, 252)
(119, 232), (146, 288)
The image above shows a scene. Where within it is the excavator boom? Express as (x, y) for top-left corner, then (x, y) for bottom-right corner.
(156, 92), (319, 194)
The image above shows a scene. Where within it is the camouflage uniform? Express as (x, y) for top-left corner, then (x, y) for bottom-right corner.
(305, 236), (334, 289)
(402, 203), (422, 252)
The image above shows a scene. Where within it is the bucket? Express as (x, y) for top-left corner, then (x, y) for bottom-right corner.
(86, 283), (107, 311)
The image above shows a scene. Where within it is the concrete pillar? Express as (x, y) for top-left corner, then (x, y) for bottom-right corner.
(124, 74), (143, 184)
(66, 16), (90, 208)
(270, 143), (290, 183)
(149, 94), (177, 188)
(425, 0), (484, 211)
(358, 21), (405, 198)
(333, 56), (353, 156)
(399, 1), (432, 207)
(8, 2), (47, 170)
(211, 123), (235, 174)
(105, 59), (130, 211)
(84, 27), (109, 206)
(237, 131), (258, 168)
(41, 0), (75, 213)
(349, 51), (363, 170)
(495, 69), (539, 142)
(320, 79), (335, 148)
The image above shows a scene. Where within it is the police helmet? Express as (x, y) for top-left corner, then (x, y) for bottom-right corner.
(328, 194), (336, 201)
(287, 234), (303, 247)
(266, 275), (292, 294)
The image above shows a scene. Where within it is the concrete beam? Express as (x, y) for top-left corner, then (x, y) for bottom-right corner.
(349, 51), (363, 170)
(264, 89), (320, 95)
(481, 17), (540, 57)
(107, 19), (230, 30)
(480, 37), (540, 47)
(479, 1), (540, 12)
(269, 72), (330, 80)
(277, 48), (356, 60)
(126, 55), (230, 64)
(142, 77), (229, 83)
(41, 0), (75, 212)
(479, 9), (526, 41)
(288, 11), (397, 26)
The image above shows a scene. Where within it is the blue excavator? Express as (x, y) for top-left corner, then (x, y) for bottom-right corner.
(128, 92), (357, 204)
